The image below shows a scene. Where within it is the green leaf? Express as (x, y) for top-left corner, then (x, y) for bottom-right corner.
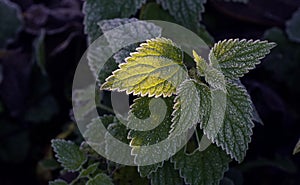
(39, 159), (60, 170)
(88, 18), (161, 81)
(51, 139), (87, 172)
(105, 122), (131, 164)
(98, 58), (119, 84)
(0, 0), (23, 48)
(140, 2), (214, 45)
(49, 179), (68, 185)
(170, 79), (210, 137)
(98, 18), (161, 64)
(150, 161), (183, 185)
(209, 83), (254, 162)
(83, 0), (146, 42)
(99, 18), (161, 47)
(86, 173), (114, 185)
(128, 97), (173, 145)
(286, 8), (300, 43)
(128, 97), (178, 176)
(83, 115), (116, 151)
(113, 43), (139, 64)
(101, 37), (188, 97)
(234, 80), (263, 125)
(138, 162), (164, 178)
(113, 166), (149, 185)
(127, 95), (168, 131)
(140, 2), (176, 22)
(79, 162), (99, 178)
(172, 145), (231, 185)
(193, 50), (226, 92)
(293, 138), (300, 155)
(156, 0), (206, 32)
(72, 85), (96, 120)
(209, 39), (276, 80)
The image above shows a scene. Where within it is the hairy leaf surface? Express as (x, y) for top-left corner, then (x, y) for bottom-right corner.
(101, 38), (188, 97)
(51, 139), (87, 172)
(83, 0), (146, 42)
(172, 145), (231, 185)
(209, 39), (276, 80)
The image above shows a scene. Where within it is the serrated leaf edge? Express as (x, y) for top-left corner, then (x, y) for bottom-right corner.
(51, 139), (87, 172)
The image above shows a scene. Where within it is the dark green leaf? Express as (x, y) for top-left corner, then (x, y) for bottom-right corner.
(86, 173), (114, 185)
(98, 18), (161, 64)
(79, 162), (99, 178)
(209, 39), (276, 80)
(128, 97), (177, 176)
(83, 0), (146, 42)
(172, 145), (231, 185)
(39, 159), (60, 170)
(156, 0), (206, 32)
(51, 139), (87, 171)
(150, 161), (183, 185)
(211, 83), (254, 162)
(170, 79), (210, 137)
(139, 2), (176, 22)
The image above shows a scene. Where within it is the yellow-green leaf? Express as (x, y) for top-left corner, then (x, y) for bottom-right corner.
(101, 37), (188, 97)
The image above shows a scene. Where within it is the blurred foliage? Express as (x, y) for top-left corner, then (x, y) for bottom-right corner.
(0, 0), (23, 48)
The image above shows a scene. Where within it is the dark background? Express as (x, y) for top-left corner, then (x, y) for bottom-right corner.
(0, 0), (299, 184)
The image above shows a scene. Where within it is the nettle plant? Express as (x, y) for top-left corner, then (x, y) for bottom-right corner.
(50, 37), (275, 185)
(49, 1), (276, 185)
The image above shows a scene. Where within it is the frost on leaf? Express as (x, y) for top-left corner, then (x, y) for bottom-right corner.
(105, 122), (131, 164)
(209, 39), (276, 80)
(101, 37), (188, 97)
(138, 162), (164, 178)
(128, 97), (183, 176)
(170, 79), (210, 137)
(51, 139), (87, 172)
(210, 83), (254, 162)
(49, 179), (68, 185)
(156, 0), (206, 33)
(128, 97), (173, 176)
(193, 50), (226, 92)
(98, 18), (162, 54)
(150, 161), (183, 185)
(79, 162), (99, 178)
(293, 138), (300, 155)
(83, 0), (146, 42)
(86, 173), (114, 185)
(83, 116), (116, 152)
(172, 145), (231, 185)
